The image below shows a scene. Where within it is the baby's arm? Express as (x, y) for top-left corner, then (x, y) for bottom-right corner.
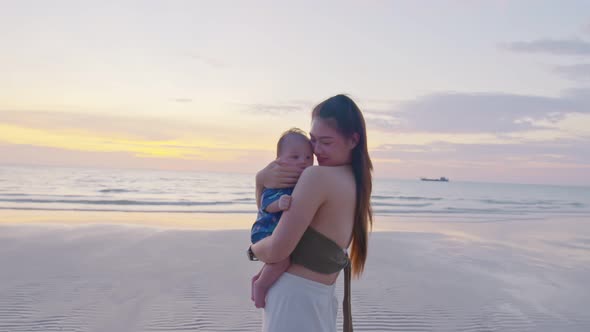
(264, 194), (291, 213)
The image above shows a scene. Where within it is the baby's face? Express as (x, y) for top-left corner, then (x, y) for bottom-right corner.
(279, 140), (314, 169)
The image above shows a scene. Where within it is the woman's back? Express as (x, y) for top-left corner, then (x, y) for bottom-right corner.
(286, 165), (356, 285)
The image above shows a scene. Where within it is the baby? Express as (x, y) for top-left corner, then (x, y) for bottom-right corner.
(250, 128), (314, 308)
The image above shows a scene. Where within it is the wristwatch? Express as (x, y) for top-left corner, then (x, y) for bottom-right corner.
(247, 245), (258, 261)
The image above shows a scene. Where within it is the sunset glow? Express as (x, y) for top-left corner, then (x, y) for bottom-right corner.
(2, 1), (589, 185)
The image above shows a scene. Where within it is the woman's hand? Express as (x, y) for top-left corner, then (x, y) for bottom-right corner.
(252, 167), (324, 263)
(257, 159), (304, 189)
(255, 159), (304, 209)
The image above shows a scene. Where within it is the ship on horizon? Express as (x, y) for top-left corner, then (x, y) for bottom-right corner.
(420, 177), (449, 182)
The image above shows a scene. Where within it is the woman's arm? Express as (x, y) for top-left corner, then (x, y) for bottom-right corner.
(251, 167), (326, 263)
(255, 160), (305, 208)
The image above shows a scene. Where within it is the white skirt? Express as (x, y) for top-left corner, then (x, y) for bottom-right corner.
(263, 272), (338, 332)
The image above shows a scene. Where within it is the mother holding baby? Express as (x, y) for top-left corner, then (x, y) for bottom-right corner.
(249, 94), (373, 332)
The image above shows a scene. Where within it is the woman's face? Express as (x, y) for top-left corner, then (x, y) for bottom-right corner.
(310, 118), (356, 166)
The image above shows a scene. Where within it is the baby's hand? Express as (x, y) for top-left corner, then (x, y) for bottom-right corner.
(278, 195), (291, 211)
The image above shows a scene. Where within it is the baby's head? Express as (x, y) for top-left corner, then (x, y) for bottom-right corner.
(276, 128), (314, 169)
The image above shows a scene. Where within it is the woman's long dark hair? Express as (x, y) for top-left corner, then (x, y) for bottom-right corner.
(312, 94), (373, 278)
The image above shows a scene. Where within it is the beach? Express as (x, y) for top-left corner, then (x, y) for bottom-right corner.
(1, 211), (589, 332)
(3, 1), (590, 330)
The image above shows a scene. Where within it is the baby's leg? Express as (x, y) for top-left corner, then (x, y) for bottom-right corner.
(252, 258), (290, 308)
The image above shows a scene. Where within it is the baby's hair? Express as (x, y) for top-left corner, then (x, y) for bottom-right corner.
(276, 127), (311, 158)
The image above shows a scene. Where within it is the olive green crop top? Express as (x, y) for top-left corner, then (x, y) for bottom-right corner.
(290, 227), (354, 332)
(290, 227), (349, 273)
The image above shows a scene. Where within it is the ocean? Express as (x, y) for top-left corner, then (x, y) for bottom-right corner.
(1, 165), (588, 221)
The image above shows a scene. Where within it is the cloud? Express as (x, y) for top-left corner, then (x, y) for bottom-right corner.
(0, 109), (279, 151)
(373, 139), (590, 165)
(171, 98), (193, 103)
(0, 143), (271, 173)
(502, 28), (590, 84)
(242, 103), (308, 115)
(501, 38), (590, 56)
(554, 63), (590, 81)
(188, 54), (227, 68)
(0, 109), (284, 163)
(565, 88), (590, 103)
(370, 90), (590, 134)
(363, 111), (402, 131)
(0, 110), (203, 141)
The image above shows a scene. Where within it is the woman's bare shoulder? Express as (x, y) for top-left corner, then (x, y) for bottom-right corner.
(300, 165), (343, 177)
(298, 165), (325, 182)
(299, 165), (352, 184)
(295, 166), (331, 187)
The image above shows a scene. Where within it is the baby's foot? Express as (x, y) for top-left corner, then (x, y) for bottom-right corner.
(251, 276), (256, 302)
(252, 280), (268, 308)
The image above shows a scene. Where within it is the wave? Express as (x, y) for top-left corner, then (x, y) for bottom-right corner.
(1, 197), (585, 214)
(0, 206), (255, 214)
(98, 189), (138, 193)
(372, 202), (433, 207)
(0, 193), (85, 198)
(234, 198), (256, 202)
(373, 208), (516, 215)
(372, 195), (442, 201)
(0, 198), (242, 206)
(2, 205), (588, 216)
(0, 198), (431, 209)
(373, 207), (589, 216)
(480, 199), (560, 206)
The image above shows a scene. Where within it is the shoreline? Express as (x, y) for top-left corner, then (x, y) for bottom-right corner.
(2, 208), (587, 231)
(3, 209), (588, 265)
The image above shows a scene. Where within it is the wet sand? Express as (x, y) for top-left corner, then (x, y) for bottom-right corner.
(0, 212), (588, 331)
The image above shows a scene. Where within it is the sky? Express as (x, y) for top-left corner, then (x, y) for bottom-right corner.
(1, 0), (590, 186)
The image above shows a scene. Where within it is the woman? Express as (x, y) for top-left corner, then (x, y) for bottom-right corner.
(250, 94), (373, 332)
